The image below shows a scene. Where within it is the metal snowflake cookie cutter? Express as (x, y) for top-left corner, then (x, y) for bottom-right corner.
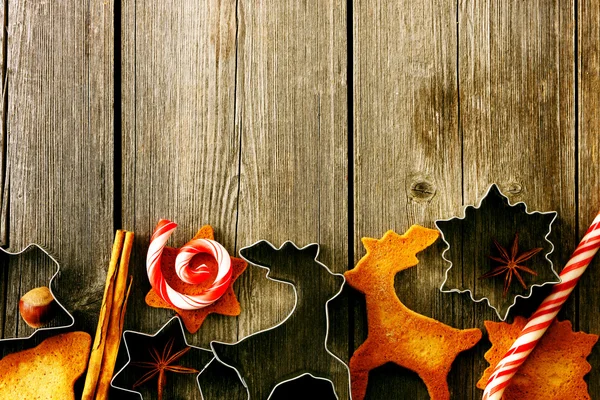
(0, 243), (75, 343)
(110, 316), (215, 400)
(434, 184), (560, 321)
(210, 240), (352, 400)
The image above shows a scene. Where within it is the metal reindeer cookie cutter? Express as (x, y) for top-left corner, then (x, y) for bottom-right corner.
(210, 240), (352, 400)
(0, 243), (75, 344)
(111, 316), (215, 400)
(434, 184), (560, 321)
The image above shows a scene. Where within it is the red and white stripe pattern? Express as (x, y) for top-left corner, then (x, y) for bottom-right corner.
(146, 219), (233, 310)
(482, 212), (600, 400)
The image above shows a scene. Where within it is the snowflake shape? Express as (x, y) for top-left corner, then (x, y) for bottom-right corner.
(435, 184), (559, 320)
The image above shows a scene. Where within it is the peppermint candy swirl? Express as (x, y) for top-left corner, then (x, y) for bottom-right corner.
(146, 219), (233, 310)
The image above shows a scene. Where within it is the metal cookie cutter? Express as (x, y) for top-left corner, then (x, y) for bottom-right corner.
(0, 243), (75, 345)
(434, 184), (560, 320)
(210, 240), (352, 400)
(110, 316), (215, 400)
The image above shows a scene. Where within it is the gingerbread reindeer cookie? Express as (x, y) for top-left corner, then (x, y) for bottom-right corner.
(345, 226), (482, 400)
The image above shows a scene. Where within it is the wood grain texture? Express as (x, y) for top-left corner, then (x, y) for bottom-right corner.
(353, 0), (464, 398)
(0, 0), (6, 247)
(459, 0), (576, 397)
(1, 1), (598, 399)
(121, 0), (239, 336)
(0, 0), (6, 339)
(1, 0), (114, 338)
(120, 0), (240, 398)
(578, 0), (600, 394)
(234, 0), (348, 398)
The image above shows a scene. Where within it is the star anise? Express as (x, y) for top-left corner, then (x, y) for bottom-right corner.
(479, 233), (543, 297)
(132, 337), (199, 400)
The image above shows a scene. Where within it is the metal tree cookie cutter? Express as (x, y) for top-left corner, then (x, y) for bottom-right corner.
(434, 184), (560, 321)
(0, 243), (75, 346)
(210, 240), (352, 400)
(111, 316), (215, 400)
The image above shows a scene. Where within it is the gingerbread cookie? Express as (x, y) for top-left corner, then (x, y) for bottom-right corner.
(345, 226), (482, 400)
(478, 316), (598, 399)
(145, 225), (247, 333)
(0, 331), (91, 399)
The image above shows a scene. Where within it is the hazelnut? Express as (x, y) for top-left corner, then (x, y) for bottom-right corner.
(19, 286), (56, 328)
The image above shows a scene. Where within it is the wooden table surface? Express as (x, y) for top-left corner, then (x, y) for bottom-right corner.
(1, 1), (599, 399)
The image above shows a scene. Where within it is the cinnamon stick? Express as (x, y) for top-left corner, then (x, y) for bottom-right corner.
(81, 230), (125, 400)
(95, 276), (133, 399)
(95, 231), (134, 400)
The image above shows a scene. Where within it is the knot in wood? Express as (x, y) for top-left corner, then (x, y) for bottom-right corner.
(409, 180), (436, 202)
(506, 182), (522, 195)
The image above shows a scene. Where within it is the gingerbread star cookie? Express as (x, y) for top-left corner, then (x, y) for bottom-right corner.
(478, 316), (598, 399)
(345, 226), (482, 400)
(145, 225), (247, 333)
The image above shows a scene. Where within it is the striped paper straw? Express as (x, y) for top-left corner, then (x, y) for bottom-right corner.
(482, 211), (600, 400)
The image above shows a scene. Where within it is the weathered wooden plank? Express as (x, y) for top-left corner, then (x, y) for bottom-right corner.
(354, 0), (463, 398)
(234, 0), (349, 398)
(0, 0), (6, 246)
(2, 0), (114, 338)
(0, 0), (6, 339)
(578, 0), (600, 395)
(459, 0), (576, 397)
(120, 0), (241, 398)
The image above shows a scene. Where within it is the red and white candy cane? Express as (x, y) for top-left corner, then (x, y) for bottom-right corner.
(146, 219), (233, 310)
(483, 211), (600, 400)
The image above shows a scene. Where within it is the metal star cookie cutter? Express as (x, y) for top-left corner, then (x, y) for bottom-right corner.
(0, 243), (75, 343)
(210, 240), (352, 400)
(434, 184), (560, 321)
(111, 316), (215, 400)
